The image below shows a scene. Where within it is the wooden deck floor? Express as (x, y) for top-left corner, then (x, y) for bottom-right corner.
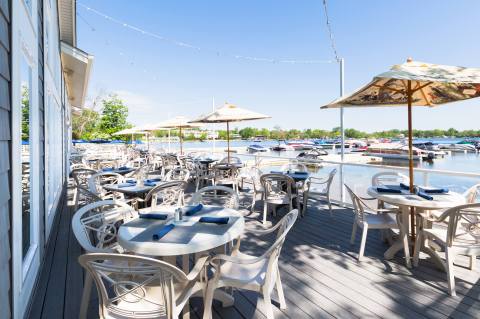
(27, 188), (480, 319)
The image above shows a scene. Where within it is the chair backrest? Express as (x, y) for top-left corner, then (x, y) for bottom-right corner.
(464, 184), (480, 203)
(371, 171), (409, 186)
(190, 186), (239, 209)
(88, 172), (125, 197)
(261, 209), (298, 289)
(72, 168), (98, 188)
(260, 173), (295, 200)
(98, 160), (118, 170)
(213, 164), (239, 181)
(145, 181), (187, 208)
(70, 163), (88, 171)
(344, 184), (367, 224)
(128, 163), (154, 180)
(280, 162), (307, 173)
(219, 156), (242, 164)
(164, 167), (190, 182)
(307, 168), (337, 193)
(76, 186), (102, 208)
(438, 203), (480, 247)
(78, 253), (189, 319)
(239, 167), (263, 190)
(72, 200), (137, 253)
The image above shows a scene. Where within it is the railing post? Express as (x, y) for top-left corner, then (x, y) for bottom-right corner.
(422, 171), (429, 187)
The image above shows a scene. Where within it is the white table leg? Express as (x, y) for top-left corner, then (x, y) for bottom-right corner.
(384, 205), (411, 268)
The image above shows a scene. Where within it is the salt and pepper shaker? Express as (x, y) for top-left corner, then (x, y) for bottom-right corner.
(175, 207), (183, 222)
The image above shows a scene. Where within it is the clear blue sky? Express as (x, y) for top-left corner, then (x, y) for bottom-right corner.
(77, 0), (480, 132)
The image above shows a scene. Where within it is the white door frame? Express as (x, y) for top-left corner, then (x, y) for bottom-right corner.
(11, 0), (41, 318)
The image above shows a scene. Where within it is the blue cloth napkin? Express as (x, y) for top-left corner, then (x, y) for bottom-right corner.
(152, 224), (175, 240)
(117, 183), (135, 188)
(376, 187), (402, 194)
(199, 216), (229, 224)
(184, 204), (203, 216)
(419, 187), (449, 194)
(399, 183), (410, 190)
(102, 167), (114, 172)
(139, 212), (168, 220)
(294, 171), (308, 175)
(126, 179), (136, 184)
(417, 191), (433, 200)
(118, 166), (130, 171)
(145, 178), (161, 183)
(270, 171), (283, 174)
(143, 181), (156, 187)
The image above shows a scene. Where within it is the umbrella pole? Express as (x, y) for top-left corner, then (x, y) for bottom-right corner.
(407, 80), (416, 242)
(180, 127), (183, 155)
(227, 121), (230, 163)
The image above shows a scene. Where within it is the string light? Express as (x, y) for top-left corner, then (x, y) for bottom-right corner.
(322, 0), (340, 62)
(77, 2), (334, 65)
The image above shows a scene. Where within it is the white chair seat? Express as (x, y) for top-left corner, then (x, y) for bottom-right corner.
(216, 253), (268, 287)
(423, 226), (478, 248)
(364, 212), (398, 228)
(307, 187), (327, 195)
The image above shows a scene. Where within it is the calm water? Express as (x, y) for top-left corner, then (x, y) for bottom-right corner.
(148, 138), (480, 199)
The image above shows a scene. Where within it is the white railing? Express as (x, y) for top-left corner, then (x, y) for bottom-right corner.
(232, 152), (480, 206)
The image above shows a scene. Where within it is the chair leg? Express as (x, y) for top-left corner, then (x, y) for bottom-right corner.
(263, 202), (268, 224)
(80, 273), (93, 319)
(350, 221), (358, 245)
(202, 280), (216, 319)
(251, 193), (256, 212)
(262, 285), (275, 319)
(302, 194), (308, 216)
(413, 230), (423, 267)
(445, 247), (457, 296)
(327, 194), (333, 217)
(276, 270), (287, 310)
(469, 255), (477, 270)
(358, 224), (368, 261)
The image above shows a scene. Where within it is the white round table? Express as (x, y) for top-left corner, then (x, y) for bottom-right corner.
(118, 205), (245, 319)
(367, 186), (465, 268)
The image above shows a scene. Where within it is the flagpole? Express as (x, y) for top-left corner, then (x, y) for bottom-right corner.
(339, 58), (345, 203)
(212, 96), (216, 153)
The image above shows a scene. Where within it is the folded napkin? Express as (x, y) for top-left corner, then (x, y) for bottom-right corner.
(145, 178), (161, 183)
(143, 181), (157, 187)
(139, 212), (168, 220)
(117, 183), (135, 188)
(152, 224), (175, 240)
(126, 179), (136, 184)
(199, 216), (229, 224)
(399, 183), (410, 190)
(294, 171), (308, 175)
(270, 171), (283, 174)
(118, 166), (130, 171)
(184, 204), (203, 216)
(417, 191), (433, 200)
(376, 187), (402, 194)
(419, 187), (449, 194)
(101, 167), (114, 172)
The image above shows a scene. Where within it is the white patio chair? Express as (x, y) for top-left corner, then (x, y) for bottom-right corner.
(371, 171), (410, 186)
(190, 186), (239, 209)
(464, 183), (480, 203)
(345, 184), (402, 261)
(195, 162), (215, 192)
(88, 171), (125, 200)
(74, 186), (102, 210)
(219, 156), (242, 165)
(238, 167), (264, 212)
(72, 200), (138, 319)
(72, 168), (98, 210)
(413, 202), (480, 296)
(203, 209), (298, 319)
(260, 173), (299, 225)
(79, 253), (209, 319)
(139, 180), (187, 208)
(302, 168), (337, 217)
(164, 167), (191, 182)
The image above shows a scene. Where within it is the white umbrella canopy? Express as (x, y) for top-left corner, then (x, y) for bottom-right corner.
(321, 59), (480, 240)
(153, 116), (203, 154)
(189, 103), (271, 162)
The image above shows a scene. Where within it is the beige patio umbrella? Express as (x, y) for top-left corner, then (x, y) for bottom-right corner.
(322, 59), (480, 237)
(189, 102), (271, 162)
(113, 126), (150, 146)
(153, 116), (202, 154)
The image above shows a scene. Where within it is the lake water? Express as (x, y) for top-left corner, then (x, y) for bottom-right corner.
(148, 138), (480, 201)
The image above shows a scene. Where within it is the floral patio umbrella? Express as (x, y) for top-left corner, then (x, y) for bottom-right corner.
(189, 103), (270, 162)
(321, 59), (480, 237)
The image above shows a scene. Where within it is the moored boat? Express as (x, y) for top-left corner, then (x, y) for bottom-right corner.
(364, 143), (434, 161)
(247, 144), (269, 152)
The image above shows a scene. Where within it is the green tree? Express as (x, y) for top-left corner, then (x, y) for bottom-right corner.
(72, 108), (100, 139)
(99, 95), (130, 137)
(21, 85), (30, 141)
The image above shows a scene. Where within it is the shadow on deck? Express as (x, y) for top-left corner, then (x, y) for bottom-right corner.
(27, 189), (480, 319)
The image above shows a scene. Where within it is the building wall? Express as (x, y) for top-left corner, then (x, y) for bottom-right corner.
(0, 0), (11, 317)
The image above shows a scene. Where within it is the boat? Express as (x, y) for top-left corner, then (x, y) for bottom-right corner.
(413, 141), (447, 157)
(271, 143), (295, 151)
(364, 143), (434, 161)
(297, 148), (328, 161)
(287, 140), (316, 150)
(438, 142), (477, 152)
(247, 144), (269, 152)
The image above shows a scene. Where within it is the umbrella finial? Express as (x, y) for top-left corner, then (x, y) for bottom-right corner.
(406, 57), (413, 63)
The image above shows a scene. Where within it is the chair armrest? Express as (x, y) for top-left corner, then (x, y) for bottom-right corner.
(307, 177), (329, 184)
(210, 254), (263, 266)
(359, 196), (377, 201)
(186, 256), (210, 281)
